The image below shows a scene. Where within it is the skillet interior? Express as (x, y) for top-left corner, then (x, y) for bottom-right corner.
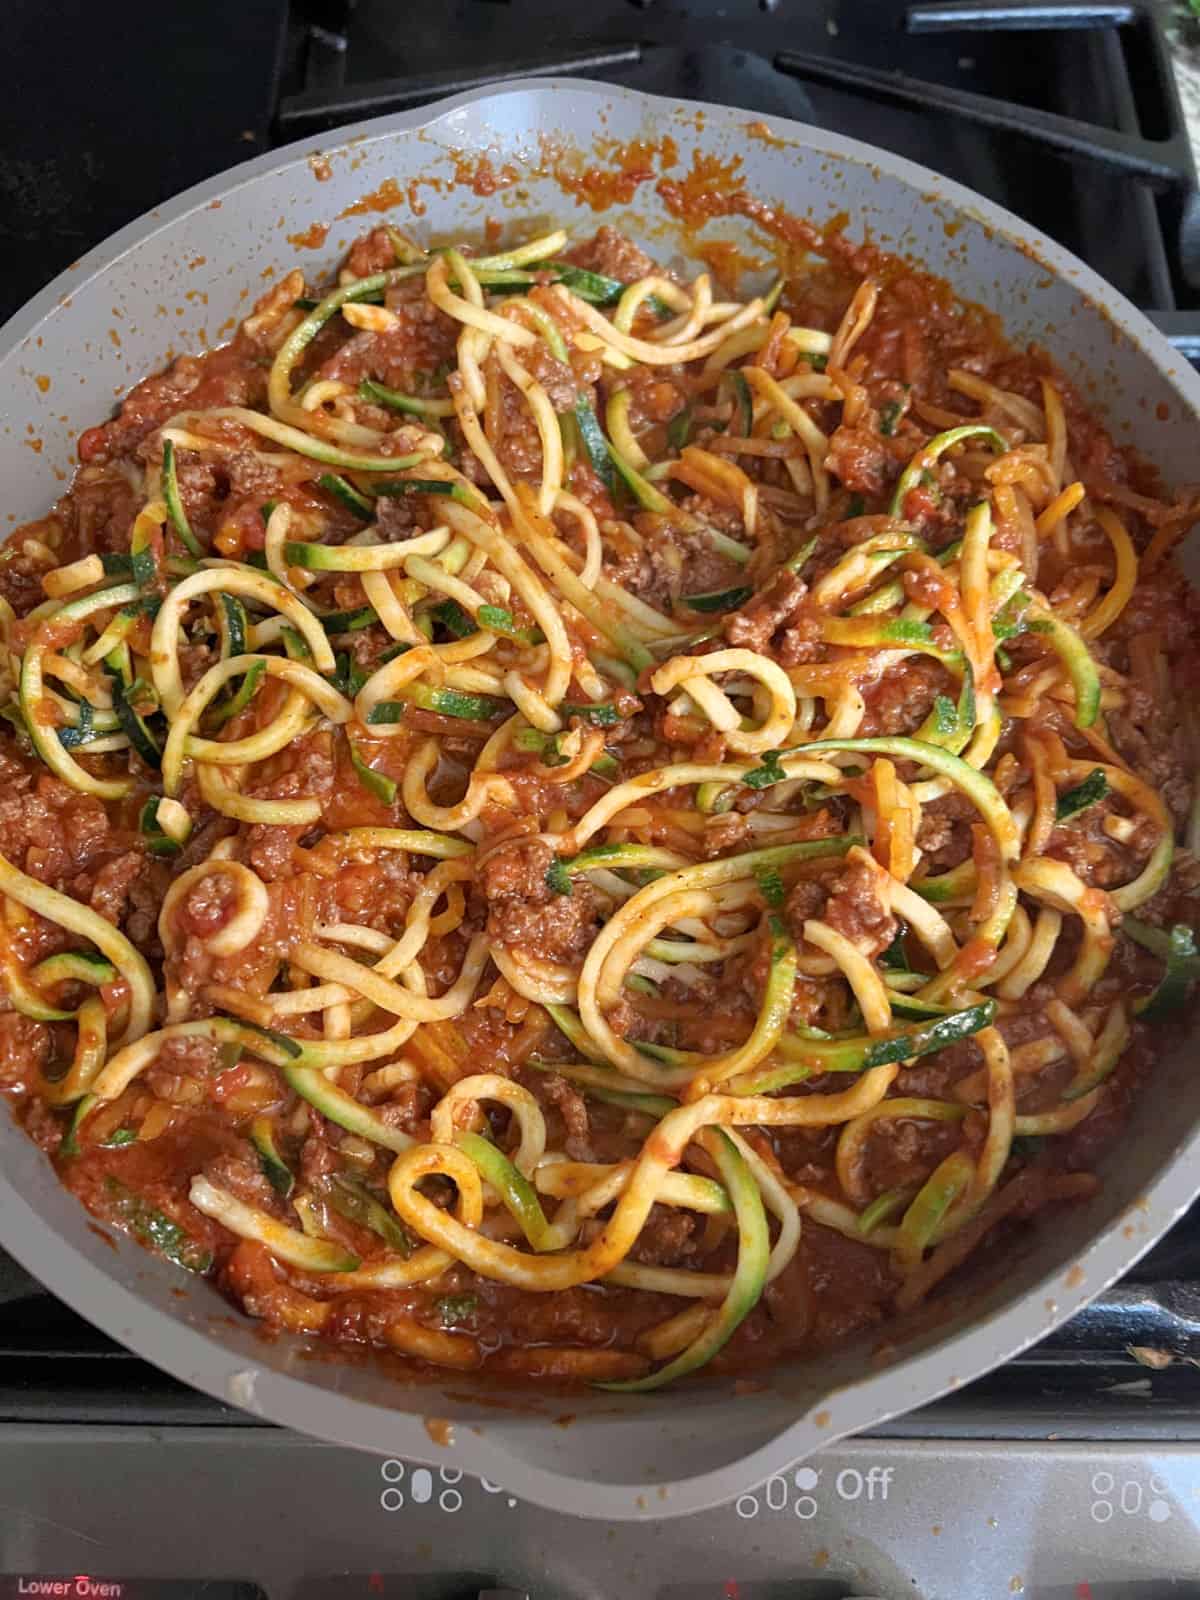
(1, 77), (1199, 1520)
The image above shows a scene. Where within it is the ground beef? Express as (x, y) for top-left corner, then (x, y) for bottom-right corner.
(823, 856), (897, 956)
(126, 862), (171, 953)
(144, 1066), (209, 1108)
(537, 1073), (593, 1160)
(67, 465), (144, 557)
(628, 1204), (700, 1268)
(168, 452), (224, 533)
(763, 1250), (813, 1334)
(916, 791), (976, 871)
(859, 658), (946, 737)
(525, 342), (582, 413)
(0, 538), (56, 613)
(175, 870), (238, 940)
(825, 422), (895, 497)
(724, 572), (808, 653)
(1108, 712), (1191, 823)
(859, 1115), (963, 1197)
(606, 524), (742, 611)
(300, 1113), (339, 1184)
(247, 732), (336, 818)
(1110, 567), (1200, 653)
(621, 366), (685, 428)
(176, 635), (220, 700)
(345, 225), (400, 279)
(333, 853), (421, 932)
(779, 613), (826, 667)
(679, 492), (742, 537)
(0, 1013), (51, 1093)
(494, 369), (545, 478)
(375, 1081), (430, 1140)
(1044, 808), (1137, 890)
(1135, 848), (1200, 929)
(77, 342), (267, 466)
(316, 301), (457, 390)
(0, 764), (130, 896)
(604, 993), (667, 1044)
(566, 226), (658, 284)
(481, 835), (600, 965)
(602, 542), (676, 611)
(376, 494), (420, 539)
(88, 851), (146, 926)
(243, 825), (300, 883)
(702, 810), (752, 857)
(489, 884), (600, 965)
(167, 938), (219, 1015)
(479, 834), (555, 901)
(481, 1281), (646, 1348)
(160, 1035), (220, 1075)
(203, 1149), (287, 1219)
(784, 876), (828, 943)
(226, 449), (289, 503)
(797, 1221), (898, 1350)
(22, 1097), (65, 1155)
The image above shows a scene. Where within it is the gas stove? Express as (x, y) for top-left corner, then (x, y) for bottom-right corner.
(4, 2), (1200, 1596)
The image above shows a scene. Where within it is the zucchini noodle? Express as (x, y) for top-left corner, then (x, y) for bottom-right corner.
(2, 214), (1193, 1391)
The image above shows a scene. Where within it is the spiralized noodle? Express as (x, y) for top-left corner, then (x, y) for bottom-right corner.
(1, 213), (1194, 1393)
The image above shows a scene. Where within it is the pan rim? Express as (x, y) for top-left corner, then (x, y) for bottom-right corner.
(2, 73), (1199, 1521)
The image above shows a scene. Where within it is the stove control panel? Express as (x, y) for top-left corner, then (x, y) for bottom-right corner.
(2, 1428), (1199, 1599)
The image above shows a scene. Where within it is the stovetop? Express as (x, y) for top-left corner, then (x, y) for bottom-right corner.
(4, 1), (1200, 1592)
(4, 0), (1200, 1417)
(4, 0), (1200, 342)
(2, 1220), (1200, 1600)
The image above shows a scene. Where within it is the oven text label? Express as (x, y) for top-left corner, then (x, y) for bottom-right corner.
(16, 1583), (122, 1598)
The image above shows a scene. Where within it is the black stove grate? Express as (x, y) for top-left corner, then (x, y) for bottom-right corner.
(784, 4), (1193, 192)
(277, 0), (1200, 349)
